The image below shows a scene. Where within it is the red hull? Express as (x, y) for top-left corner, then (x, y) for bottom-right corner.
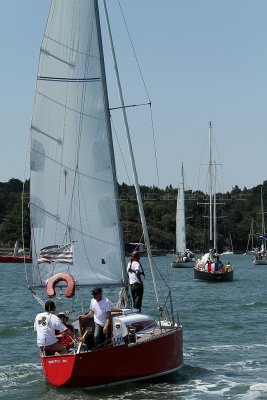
(0, 255), (32, 263)
(41, 327), (183, 388)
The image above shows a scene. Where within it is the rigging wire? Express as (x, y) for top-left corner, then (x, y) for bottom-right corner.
(117, 1), (150, 103)
(197, 126), (225, 195)
(212, 127), (225, 193)
(197, 129), (209, 193)
(21, 133), (46, 308)
(114, 2), (165, 303)
(117, 0), (160, 188)
(111, 116), (131, 185)
(22, 129), (31, 288)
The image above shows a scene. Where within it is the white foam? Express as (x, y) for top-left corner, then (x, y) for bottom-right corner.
(191, 379), (232, 396)
(250, 383), (267, 392)
(0, 362), (41, 387)
(189, 343), (267, 352)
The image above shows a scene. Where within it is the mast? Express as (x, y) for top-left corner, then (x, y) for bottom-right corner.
(181, 162), (186, 252)
(94, 0), (128, 290)
(260, 185), (266, 250)
(246, 220), (253, 253)
(208, 121), (213, 247)
(176, 162), (186, 253)
(261, 186), (265, 234)
(102, 0), (160, 306)
(229, 232), (233, 252)
(213, 161), (217, 251)
(251, 218), (254, 250)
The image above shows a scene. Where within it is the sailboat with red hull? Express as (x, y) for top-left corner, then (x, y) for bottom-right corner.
(26, 0), (183, 389)
(42, 329), (182, 388)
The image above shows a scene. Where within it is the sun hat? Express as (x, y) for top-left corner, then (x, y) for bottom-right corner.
(58, 311), (69, 321)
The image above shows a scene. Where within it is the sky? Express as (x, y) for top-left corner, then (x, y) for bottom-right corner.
(1, 0), (267, 193)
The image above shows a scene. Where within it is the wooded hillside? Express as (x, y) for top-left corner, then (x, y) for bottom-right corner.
(0, 178), (265, 253)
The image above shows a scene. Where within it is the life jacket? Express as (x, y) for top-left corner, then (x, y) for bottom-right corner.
(128, 257), (145, 279)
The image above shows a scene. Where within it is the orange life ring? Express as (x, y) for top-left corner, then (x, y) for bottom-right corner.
(46, 273), (75, 298)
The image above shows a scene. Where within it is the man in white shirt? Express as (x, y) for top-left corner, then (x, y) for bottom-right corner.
(81, 288), (120, 347)
(127, 251), (145, 311)
(34, 300), (71, 355)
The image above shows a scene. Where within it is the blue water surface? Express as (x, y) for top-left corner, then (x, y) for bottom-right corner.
(0, 254), (266, 399)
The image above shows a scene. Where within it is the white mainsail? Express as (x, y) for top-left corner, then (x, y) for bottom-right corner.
(30, 0), (125, 287)
(175, 163), (186, 254)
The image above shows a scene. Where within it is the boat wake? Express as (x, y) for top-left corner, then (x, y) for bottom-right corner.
(187, 343), (267, 353)
(239, 301), (267, 308)
(0, 363), (42, 391)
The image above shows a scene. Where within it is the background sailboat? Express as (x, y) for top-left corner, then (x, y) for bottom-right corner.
(194, 122), (234, 282)
(171, 163), (195, 268)
(253, 186), (267, 265)
(221, 231), (234, 255)
(25, 0), (183, 388)
(243, 218), (256, 255)
(0, 240), (31, 263)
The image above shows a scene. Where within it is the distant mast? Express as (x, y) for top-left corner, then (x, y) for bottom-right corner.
(176, 162), (186, 254)
(213, 162), (217, 251)
(260, 185), (266, 251)
(208, 121), (213, 248)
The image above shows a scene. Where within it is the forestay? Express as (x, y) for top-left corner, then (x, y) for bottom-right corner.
(30, 0), (125, 287)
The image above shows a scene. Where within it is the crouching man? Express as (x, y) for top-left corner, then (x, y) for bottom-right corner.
(34, 300), (72, 355)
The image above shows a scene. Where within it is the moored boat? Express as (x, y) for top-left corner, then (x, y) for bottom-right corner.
(194, 250), (233, 282)
(194, 122), (234, 282)
(221, 232), (234, 255)
(171, 163), (195, 268)
(0, 241), (31, 263)
(253, 247), (267, 265)
(243, 219), (256, 255)
(171, 251), (195, 268)
(253, 186), (267, 265)
(0, 255), (32, 263)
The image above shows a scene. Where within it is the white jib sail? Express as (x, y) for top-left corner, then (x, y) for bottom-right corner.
(30, 0), (125, 287)
(176, 163), (186, 254)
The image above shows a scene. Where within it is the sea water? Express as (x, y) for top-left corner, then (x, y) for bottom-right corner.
(0, 254), (266, 399)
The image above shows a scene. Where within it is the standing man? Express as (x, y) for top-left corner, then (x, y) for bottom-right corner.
(34, 300), (71, 355)
(127, 250), (145, 311)
(80, 288), (120, 347)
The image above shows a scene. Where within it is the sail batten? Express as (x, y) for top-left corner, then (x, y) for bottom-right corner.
(30, 0), (125, 288)
(38, 76), (101, 82)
